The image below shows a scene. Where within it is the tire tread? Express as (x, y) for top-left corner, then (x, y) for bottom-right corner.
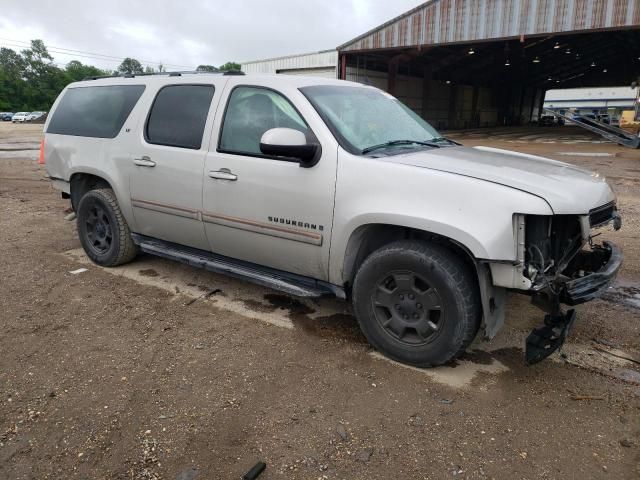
(353, 240), (481, 366)
(77, 188), (137, 267)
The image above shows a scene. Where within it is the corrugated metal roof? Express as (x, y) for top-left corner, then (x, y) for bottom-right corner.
(339, 0), (640, 52)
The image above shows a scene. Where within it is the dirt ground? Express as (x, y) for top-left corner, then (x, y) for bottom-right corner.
(1, 123), (639, 480)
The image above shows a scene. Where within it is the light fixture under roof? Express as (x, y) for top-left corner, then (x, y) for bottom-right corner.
(468, 47), (475, 55)
(603, 68), (608, 73)
(445, 80), (451, 84)
(591, 61), (596, 67)
(547, 76), (553, 81)
(565, 48), (571, 54)
(505, 58), (510, 66)
(554, 42), (560, 49)
(532, 56), (541, 63)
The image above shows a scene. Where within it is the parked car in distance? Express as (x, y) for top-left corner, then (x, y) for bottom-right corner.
(538, 114), (560, 126)
(0, 112), (14, 121)
(42, 72), (623, 368)
(27, 111), (47, 122)
(538, 114), (565, 127)
(12, 112), (31, 123)
(538, 114), (554, 126)
(598, 114), (611, 124)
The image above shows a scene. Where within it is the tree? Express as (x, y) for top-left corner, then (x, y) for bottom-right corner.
(117, 57), (144, 75)
(218, 62), (241, 72)
(66, 60), (108, 81)
(196, 64), (218, 72)
(20, 40), (66, 111)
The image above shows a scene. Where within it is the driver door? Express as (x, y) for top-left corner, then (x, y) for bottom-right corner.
(202, 81), (337, 280)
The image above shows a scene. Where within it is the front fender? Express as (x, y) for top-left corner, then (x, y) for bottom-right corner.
(328, 153), (553, 285)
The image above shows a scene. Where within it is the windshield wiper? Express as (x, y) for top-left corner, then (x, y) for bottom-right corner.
(430, 136), (461, 146)
(361, 139), (441, 155)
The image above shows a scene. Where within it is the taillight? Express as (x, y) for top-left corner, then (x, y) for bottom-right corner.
(38, 138), (45, 164)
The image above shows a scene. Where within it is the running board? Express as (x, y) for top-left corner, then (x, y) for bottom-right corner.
(545, 108), (640, 149)
(131, 234), (343, 299)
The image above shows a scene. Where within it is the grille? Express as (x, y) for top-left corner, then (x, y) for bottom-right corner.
(589, 202), (615, 228)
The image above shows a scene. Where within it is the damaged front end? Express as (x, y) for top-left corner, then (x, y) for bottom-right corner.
(520, 203), (623, 364)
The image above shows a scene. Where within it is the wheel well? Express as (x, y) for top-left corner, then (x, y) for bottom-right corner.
(70, 173), (112, 211)
(343, 224), (478, 289)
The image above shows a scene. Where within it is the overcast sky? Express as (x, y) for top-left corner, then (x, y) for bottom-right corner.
(0, 0), (423, 71)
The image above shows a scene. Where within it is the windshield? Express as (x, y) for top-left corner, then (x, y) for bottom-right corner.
(300, 85), (442, 155)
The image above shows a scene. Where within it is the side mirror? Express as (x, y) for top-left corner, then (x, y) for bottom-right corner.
(259, 128), (320, 167)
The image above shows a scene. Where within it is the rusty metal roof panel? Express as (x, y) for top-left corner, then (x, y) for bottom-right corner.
(339, 0), (640, 52)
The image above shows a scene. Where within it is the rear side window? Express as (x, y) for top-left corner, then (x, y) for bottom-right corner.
(47, 85), (145, 138)
(145, 85), (214, 149)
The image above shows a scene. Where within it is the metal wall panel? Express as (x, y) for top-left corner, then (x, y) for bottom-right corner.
(241, 50), (338, 75)
(339, 0), (639, 52)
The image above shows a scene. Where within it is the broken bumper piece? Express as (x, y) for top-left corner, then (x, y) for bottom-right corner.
(526, 310), (576, 365)
(560, 241), (622, 305)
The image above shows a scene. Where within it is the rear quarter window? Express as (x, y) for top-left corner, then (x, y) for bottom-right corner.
(47, 85), (145, 138)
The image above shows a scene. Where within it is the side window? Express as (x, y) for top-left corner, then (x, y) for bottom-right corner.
(146, 84), (215, 149)
(219, 86), (309, 155)
(47, 85), (145, 138)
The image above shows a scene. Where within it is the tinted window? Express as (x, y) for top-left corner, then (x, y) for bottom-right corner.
(219, 86), (308, 155)
(146, 85), (214, 149)
(47, 85), (145, 138)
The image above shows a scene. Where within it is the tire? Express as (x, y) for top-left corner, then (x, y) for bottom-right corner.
(76, 188), (138, 267)
(352, 240), (481, 367)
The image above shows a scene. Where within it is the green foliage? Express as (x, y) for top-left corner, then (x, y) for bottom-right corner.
(117, 57), (144, 75)
(218, 62), (241, 71)
(0, 39), (110, 111)
(196, 64), (218, 72)
(0, 39), (240, 111)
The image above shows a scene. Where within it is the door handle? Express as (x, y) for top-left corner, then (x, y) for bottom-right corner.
(208, 169), (237, 181)
(133, 156), (156, 167)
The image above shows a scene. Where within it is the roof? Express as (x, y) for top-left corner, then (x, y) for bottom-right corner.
(241, 49), (337, 66)
(339, 0), (640, 52)
(69, 72), (360, 89)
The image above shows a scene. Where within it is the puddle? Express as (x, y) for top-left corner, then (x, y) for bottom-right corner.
(602, 278), (640, 309)
(263, 293), (316, 316)
(63, 249), (354, 332)
(370, 350), (510, 388)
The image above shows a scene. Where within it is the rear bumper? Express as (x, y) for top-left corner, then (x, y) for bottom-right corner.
(560, 241), (622, 305)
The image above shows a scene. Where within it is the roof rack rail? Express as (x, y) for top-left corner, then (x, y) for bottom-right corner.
(82, 69), (245, 81)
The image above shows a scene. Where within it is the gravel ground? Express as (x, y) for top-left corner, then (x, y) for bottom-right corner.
(1, 123), (639, 479)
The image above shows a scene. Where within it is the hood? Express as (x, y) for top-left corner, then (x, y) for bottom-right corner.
(385, 146), (615, 214)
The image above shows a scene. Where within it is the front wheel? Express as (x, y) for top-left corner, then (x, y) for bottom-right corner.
(352, 240), (481, 367)
(76, 188), (138, 267)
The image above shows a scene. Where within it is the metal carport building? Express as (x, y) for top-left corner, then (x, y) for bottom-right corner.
(337, 0), (640, 129)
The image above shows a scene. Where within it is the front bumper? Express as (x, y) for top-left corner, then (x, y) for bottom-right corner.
(560, 241), (622, 305)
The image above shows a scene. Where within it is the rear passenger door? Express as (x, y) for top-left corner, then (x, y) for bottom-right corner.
(129, 82), (220, 250)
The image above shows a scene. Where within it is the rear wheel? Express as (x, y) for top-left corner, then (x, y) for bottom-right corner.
(352, 240), (481, 367)
(77, 188), (137, 267)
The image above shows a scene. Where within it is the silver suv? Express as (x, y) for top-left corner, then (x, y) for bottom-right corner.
(43, 72), (622, 367)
